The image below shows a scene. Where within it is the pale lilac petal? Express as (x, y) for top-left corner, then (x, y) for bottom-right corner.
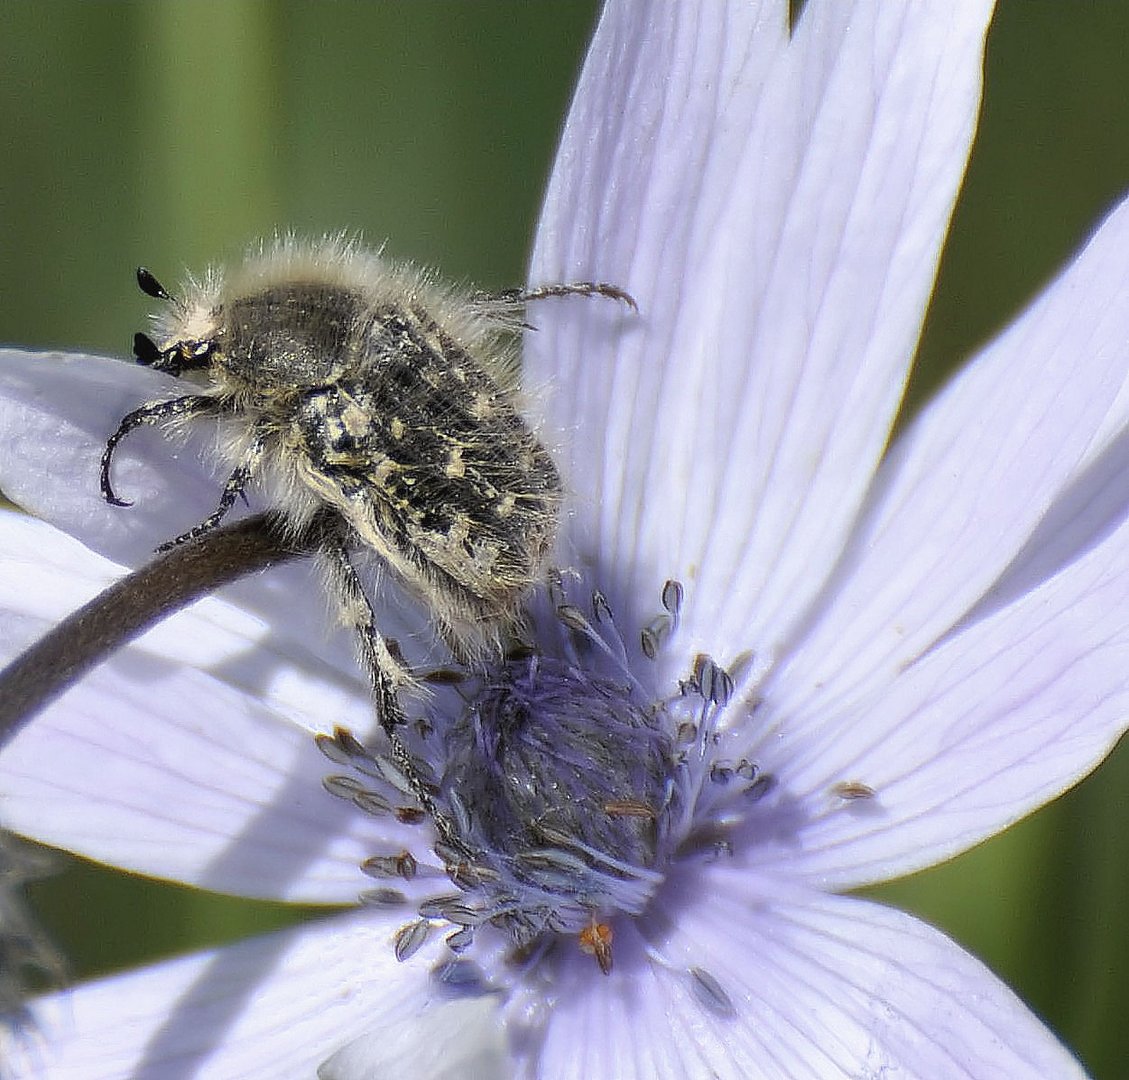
(512, 919), (686, 1080)
(533, 870), (1079, 1078)
(0, 654), (409, 903)
(744, 485), (1129, 887)
(0, 513), (422, 902)
(4, 912), (447, 1080)
(773, 193), (1129, 728)
(318, 997), (506, 1080)
(0, 509), (367, 732)
(668, 872), (1082, 1079)
(0, 349), (220, 568)
(528, 0), (993, 681)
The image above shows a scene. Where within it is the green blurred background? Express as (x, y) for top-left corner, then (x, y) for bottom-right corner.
(2, 2), (1128, 1075)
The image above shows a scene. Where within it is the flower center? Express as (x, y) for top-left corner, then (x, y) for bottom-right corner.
(438, 654), (675, 936)
(318, 581), (771, 981)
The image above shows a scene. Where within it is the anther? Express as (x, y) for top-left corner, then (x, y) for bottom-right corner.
(579, 920), (615, 975)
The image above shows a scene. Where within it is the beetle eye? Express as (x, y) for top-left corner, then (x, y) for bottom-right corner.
(136, 266), (172, 301)
(133, 332), (161, 365)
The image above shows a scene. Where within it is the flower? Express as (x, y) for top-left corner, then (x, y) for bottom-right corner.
(1, 0), (1127, 1075)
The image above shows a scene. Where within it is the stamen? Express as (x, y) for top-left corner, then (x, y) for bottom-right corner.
(320, 775), (392, 817)
(351, 790), (395, 816)
(661, 579), (684, 617)
(556, 600), (638, 677)
(361, 852), (418, 880)
(431, 958), (491, 995)
(689, 966), (736, 1018)
(592, 588), (640, 663)
(641, 579), (684, 659)
(445, 926), (476, 953)
(603, 799), (658, 820)
(394, 919), (432, 961)
(743, 774), (776, 802)
(831, 780), (877, 801)
(640, 614), (672, 660)
(693, 654), (734, 707)
(359, 887), (409, 909)
(579, 920), (615, 975)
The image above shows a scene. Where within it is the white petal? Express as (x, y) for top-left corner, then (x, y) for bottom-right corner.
(0, 509), (368, 738)
(528, 0), (993, 677)
(318, 996), (507, 1080)
(0, 514), (426, 901)
(0, 349), (222, 568)
(773, 192), (1129, 728)
(0, 648), (409, 903)
(514, 917), (694, 1080)
(3, 911), (457, 1080)
(668, 872), (1083, 1079)
(745, 485), (1129, 888)
(531, 870), (1080, 1078)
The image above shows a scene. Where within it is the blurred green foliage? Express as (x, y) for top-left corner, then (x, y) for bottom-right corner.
(3, 2), (1129, 1076)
